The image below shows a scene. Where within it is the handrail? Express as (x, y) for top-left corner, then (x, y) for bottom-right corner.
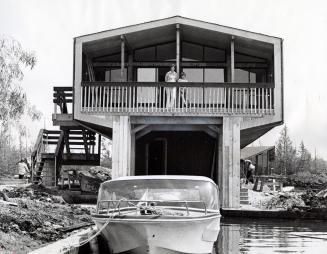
(53, 87), (73, 114)
(80, 81), (275, 116)
(97, 199), (208, 216)
(54, 131), (65, 185)
(81, 81), (274, 88)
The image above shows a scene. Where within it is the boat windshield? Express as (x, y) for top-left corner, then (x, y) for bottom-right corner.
(98, 179), (219, 210)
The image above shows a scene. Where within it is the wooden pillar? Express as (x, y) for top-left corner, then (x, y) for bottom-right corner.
(218, 117), (241, 208)
(128, 53), (133, 81)
(112, 116), (133, 179)
(230, 37), (235, 83)
(176, 24), (180, 77)
(120, 35), (125, 81)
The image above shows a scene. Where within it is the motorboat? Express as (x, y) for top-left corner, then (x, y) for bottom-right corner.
(92, 175), (221, 254)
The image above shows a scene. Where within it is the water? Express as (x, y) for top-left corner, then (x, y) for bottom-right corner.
(215, 218), (327, 254)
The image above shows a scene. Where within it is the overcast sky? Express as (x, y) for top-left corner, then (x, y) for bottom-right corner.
(0, 0), (326, 158)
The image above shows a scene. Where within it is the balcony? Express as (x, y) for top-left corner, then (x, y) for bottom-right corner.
(79, 82), (274, 117)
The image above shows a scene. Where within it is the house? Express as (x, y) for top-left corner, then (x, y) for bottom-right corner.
(33, 16), (284, 208)
(241, 146), (275, 176)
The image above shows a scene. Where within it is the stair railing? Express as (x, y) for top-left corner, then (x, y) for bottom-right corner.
(54, 130), (65, 186)
(31, 129), (45, 183)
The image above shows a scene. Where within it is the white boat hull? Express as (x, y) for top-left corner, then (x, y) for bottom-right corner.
(93, 214), (220, 254)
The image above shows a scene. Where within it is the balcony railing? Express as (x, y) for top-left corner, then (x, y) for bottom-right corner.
(80, 82), (274, 116)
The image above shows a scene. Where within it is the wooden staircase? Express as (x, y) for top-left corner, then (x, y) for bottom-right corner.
(240, 188), (249, 205)
(31, 128), (100, 186)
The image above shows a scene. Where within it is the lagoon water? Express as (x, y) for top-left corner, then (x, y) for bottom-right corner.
(215, 218), (327, 254)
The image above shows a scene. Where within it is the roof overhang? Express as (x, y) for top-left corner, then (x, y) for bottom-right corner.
(76, 16), (282, 59)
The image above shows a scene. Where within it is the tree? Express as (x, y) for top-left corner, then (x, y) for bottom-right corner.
(275, 125), (297, 175)
(297, 141), (312, 172)
(0, 37), (38, 126)
(0, 37), (41, 174)
(101, 137), (112, 168)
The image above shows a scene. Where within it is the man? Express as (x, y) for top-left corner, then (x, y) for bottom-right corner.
(165, 64), (178, 108)
(17, 158), (28, 179)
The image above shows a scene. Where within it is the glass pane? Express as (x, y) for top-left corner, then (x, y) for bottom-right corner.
(204, 47), (225, 62)
(235, 69), (249, 83)
(235, 53), (266, 63)
(137, 68), (156, 82)
(183, 68), (203, 82)
(182, 42), (203, 61)
(137, 68), (156, 103)
(204, 68), (224, 82)
(134, 46), (156, 61)
(111, 68), (127, 82)
(250, 69), (266, 83)
(99, 179), (219, 210)
(249, 72), (256, 83)
(157, 43), (176, 61)
(105, 70), (110, 81)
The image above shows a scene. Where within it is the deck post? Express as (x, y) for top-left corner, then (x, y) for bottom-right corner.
(120, 35), (125, 81)
(219, 117), (241, 208)
(112, 116), (133, 178)
(231, 37), (235, 83)
(176, 24), (180, 77)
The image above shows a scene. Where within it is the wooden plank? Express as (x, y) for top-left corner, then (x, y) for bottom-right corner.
(81, 81), (275, 88)
(130, 116), (222, 125)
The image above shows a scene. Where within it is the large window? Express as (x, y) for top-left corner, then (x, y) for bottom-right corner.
(182, 42), (226, 62)
(134, 43), (176, 62)
(182, 68), (225, 82)
(235, 68), (266, 83)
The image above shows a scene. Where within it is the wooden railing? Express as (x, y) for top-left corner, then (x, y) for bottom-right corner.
(80, 82), (274, 116)
(54, 87), (73, 114)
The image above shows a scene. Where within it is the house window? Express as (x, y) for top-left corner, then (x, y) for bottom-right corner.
(157, 42), (176, 61)
(235, 68), (266, 83)
(182, 68), (224, 82)
(104, 68), (127, 81)
(134, 46), (156, 61)
(182, 42), (203, 61)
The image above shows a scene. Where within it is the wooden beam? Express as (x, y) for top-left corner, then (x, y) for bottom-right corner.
(93, 61), (229, 68)
(82, 130), (89, 160)
(131, 124), (148, 134)
(135, 125), (218, 140)
(231, 37), (235, 83)
(130, 116), (223, 125)
(176, 24), (180, 77)
(63, 130), (70, 155)
(120, 35), (125, 81)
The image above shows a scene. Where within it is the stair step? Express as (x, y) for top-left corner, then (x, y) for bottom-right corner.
(240, 200), (249, 205)
(240, 197), (249, 201)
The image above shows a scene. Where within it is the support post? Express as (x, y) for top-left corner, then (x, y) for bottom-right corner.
(231, 37), (235, 83)
(218, 117), (241, 208)
(176, 24), (180, 77)
(112, 116), (133, 178)
(120, 35), (125, 81)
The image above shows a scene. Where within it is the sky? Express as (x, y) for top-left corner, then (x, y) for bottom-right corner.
(0, 0), (327, 159)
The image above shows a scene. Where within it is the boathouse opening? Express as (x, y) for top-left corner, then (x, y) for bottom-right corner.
(135, 131), (216, 179)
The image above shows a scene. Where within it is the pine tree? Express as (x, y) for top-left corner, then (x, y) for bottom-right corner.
(297, 141), (312, 172)
(275, 125), (297, 175)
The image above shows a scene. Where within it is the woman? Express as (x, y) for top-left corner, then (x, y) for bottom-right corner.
(165, 64), (178, 108)
(178, 72), (188, 107)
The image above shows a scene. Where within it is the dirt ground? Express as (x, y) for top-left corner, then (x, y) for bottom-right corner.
(0, 184), (95, 254)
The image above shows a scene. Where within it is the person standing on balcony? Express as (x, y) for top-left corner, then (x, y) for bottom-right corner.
(178, 71), (188, 107)
(165, 64), (178, 108)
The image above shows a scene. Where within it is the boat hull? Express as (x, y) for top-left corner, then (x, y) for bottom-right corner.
(92, 214), (220, 254)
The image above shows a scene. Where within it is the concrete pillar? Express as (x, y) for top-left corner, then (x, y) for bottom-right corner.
(218, 117), (241, 208)
(112, 116), (134, 179)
